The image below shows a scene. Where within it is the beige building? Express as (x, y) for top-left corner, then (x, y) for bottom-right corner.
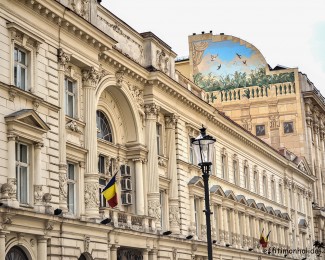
(0, 0), (317, 259)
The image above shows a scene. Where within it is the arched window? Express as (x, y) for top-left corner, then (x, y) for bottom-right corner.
(96, 110), (113, 142)
(6, 246), (29, 260)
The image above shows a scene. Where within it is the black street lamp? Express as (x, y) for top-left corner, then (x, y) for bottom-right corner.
(191, 126), (216, 260)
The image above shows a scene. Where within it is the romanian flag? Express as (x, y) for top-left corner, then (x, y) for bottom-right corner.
(102, 173), (118, 207)
(259, 228), (271, 248)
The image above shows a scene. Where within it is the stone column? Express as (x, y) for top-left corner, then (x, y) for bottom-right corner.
(34, 143), (44, 212)
(0, 232), (7, 260)
(144, 104), (161, 228)
(246, 214), (251, 248)
(57, 49), (70, 213)
(218, 205), (224, 244)
(107, 245), (111, 260)
(37, 237), (48, 260)
(223, 208), (229, 243)
(82, 67), (100, 219)
(134, 159), (145, 215)
(110, 245), (118, 259)
(142, 248), (149, 260)
(189, 195), (196, 236)
(165, 114), (180, 234)
(3, 133), (18, 207)
(234, 210), (239, 248)
(242, 213), (247, 249)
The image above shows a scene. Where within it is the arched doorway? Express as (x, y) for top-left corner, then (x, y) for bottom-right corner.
(5, 246), (29, 260)
(78, 252), (93, 260)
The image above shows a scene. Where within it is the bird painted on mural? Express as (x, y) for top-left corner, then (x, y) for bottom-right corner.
(242, 60), (247, 65)
(211, 54), (218, 61)
(217, 64), (221, 70)
(236, 53), (242, 59)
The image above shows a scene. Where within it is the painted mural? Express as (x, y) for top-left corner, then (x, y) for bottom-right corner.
(191, 39), (294, 92)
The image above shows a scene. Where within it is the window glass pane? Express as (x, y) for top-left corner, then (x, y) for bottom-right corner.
(68, 183), (75, 213)
(14, 65), (17, 86)
(68, 80), (73, 92)
(96, 111), (113, 142)
(98, 156), (105, 173)
(20, 166), (28, 204)
(14, 48), (18, 61)
(20, 67), (26, 89)
(68, 164), (75, 180)
(19, 144), (28, 163)
(67, 95), (74, 117)
(18, 50), (26, 64)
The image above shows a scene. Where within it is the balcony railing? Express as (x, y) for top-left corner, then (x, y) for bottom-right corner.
(99, 208), (157, 233)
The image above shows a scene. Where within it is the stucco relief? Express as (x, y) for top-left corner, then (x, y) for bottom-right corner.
(169, 205), (180, 226)
(148, 199), (161, 221)
(34, 185), (43, 205)
(70, 0), (89, 20)
(156, 50), (169, 74)
(59, 172), (68, 200)
(97, 15), (144, 64)
(84, 182), (99, 209)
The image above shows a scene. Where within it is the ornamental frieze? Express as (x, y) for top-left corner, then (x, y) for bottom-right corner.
(84, 182), (99, 209)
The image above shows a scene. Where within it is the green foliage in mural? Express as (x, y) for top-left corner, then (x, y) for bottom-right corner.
(194, 68), (294, 92)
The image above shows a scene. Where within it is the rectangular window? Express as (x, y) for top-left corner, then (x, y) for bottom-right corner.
(156, 124), (162, 155)
(263, 176), (267, 197)
(194, 197), (200, 236)
(160, 190), (165, 229)
(189, 137), (195, 164)
(14, 47), (28, 90)
(233, 160), (238, 184)
(15, 142), (29, 204)
(67, 163), (76, 214)
(256, 125), (266, 136)
(65, 78), (76, 118)
(243, 166), (248, 188)
(271, 180), (275, 200)
(279, 184), (283, 204)
(284, 121), (294, 134)
(221, 155), (226, 179)
(99, 177), (107, 208)
(98, 155), (105, 174)
(253, 171), (257, 192)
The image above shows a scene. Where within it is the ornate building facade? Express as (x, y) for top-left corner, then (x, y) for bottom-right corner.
(0, 0), (317, 259)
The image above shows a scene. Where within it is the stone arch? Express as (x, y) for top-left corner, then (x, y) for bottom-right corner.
(5, 238), (35, 260)
(79, 252), (93, 260)
(96, 75), (143, 144)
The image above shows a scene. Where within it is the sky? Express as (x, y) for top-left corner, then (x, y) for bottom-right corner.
(102, 0), (325, 94)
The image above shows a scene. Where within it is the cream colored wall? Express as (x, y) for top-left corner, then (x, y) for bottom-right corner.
(175, 60), (191, 79)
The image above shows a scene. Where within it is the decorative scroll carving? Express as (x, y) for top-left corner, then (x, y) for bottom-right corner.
(115, 70), (125, 87)
(148, 199), (161, 221)
(84, 236), (90, 252)
(158, 156), (167, 167)
(84, 182), (99, 209)
(58, 48), (71, 68)
(0, 214), (13, 230)
(82, 67), (99, 88)
(59, 170), (68, 200)
(70, 0), (90, 20)
(165, 114), (178, 129)
(144, 104), (160, 119)
(269, 115), (280, 129)
(241, 118), (252, 131)
(169, 205), (180, 226)
(66, 120), (83, 133)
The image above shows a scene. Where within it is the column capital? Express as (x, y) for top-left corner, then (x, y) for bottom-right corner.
(7, 133), (17, 142)
(144, 104), (160, 119)
(165, 114), (178, 129)
(82, 67), (99, 88)
(35, 142), (44, 149)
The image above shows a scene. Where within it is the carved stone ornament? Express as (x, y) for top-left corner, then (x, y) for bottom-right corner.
(144, 104), (160, 119)
(172, 248), (177, 260)
(0, 214), (12, 230)
(269, 115), (280, 129)
(84, 236), (90, 252)
(156, 50), (169, 74)
(59, 172), (68, 200)
(165, 114), (178, 129)
(42, 193), (52, 204)
(66, 120), (83, 133)
(7, 178), (17, 199)
(148, 199), (161, 221)
(84, 182), (99, 209)
(115, 70), (125, 88)
(169, 205), (180, 226)
(0, 183), (11, 199)
(70, 0), (90, 20)
(82, 67), (99, 88)
(241, 118), (252, 131)
(34, 185), (43, 205)
(128, 83), (144, 108)
(58, 48), (71, 67)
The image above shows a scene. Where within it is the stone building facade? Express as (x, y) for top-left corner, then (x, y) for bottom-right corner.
(0, 0), (317, 259)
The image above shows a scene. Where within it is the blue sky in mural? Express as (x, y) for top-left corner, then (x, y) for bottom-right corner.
(197, 39), (265, 79)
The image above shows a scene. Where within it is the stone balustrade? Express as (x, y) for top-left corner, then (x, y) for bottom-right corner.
(99, 208), (157, 233)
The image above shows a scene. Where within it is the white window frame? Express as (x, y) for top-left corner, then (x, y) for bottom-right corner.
(271, 179), (275, 201)
(67, 162), (77, 214)
(243, 164), (249, 189)
(279, 183), (283, 204)
(194, 197), (201, 236)
(233, 159), (238, 185)
(253, 169), (258, 193)
(14, 46), (28, 90)
(221, 153), (228, 180)
(156, 123), (162, 155)
(263, 175), (268, 197)
(98, 155), (108, 208)
(15, 142), (30, 204)
(65, 78), (76, 118)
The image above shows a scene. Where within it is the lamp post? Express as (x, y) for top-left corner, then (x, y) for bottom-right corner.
(191, 126), (216, 260)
